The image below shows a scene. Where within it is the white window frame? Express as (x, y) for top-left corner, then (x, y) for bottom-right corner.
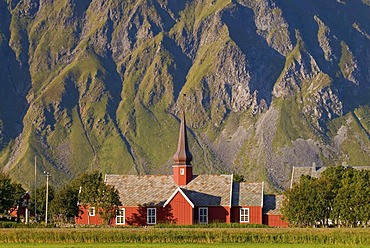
(116, 208), (125, 225)
(240, 208), (250, 223)
(180, 168), (185, 175)
(88, 207), (95, 217)
(199, 207), (208, 224)
(147, 208), (156, 225)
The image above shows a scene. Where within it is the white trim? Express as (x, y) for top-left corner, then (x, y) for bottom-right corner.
(88, 207), (95, 216)
(240, 208), (250, 223)
(163, 188), (194, 208)
(229, 174), (233, 207)
(199, 207), (208, 224)
(115, 208), (125, 225)
(290, 166), (295, 189)
(147, 208), (156, 225)
(261, 181), (264, 207)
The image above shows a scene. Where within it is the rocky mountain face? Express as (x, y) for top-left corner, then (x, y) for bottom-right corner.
(1, 0), (370, 190)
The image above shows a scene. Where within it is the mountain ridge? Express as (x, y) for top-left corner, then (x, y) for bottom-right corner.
(0, 0), (370, 191)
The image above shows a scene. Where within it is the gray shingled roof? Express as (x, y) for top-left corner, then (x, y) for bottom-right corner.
(291, 165), (370, 188)
(232, 182), (263, 206)
(105, 175), (178, 207)
(263, 195), (285, 215)
(290, 166), (327, 188)
(106, 174), (263, 207)
(182, 175), (233, 206)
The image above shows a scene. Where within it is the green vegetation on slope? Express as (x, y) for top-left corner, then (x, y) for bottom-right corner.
(1, 0), (370, 190)
(272, 96), (313, 149)
(326, 109), (370, 166)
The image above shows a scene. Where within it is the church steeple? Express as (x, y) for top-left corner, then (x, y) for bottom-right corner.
(173, 111), (193, 185)
(173, 111), (193, 165)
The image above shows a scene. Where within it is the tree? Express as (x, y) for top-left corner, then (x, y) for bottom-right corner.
(0, 173), (25, 216)
(233, 174), (246, 182)
(283, 166), (370, 228)
(282, 174), (333, 227)
(49, 185), (79, 223)
(77, 171), (121, 225)
(331, 169), (370, 227)
(282, 175), (317, 227)
(30, 185), (55, 220)
(96, 184), (121, 225)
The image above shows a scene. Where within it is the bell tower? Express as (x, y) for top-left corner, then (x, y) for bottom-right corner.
(173, 111), (193, 186)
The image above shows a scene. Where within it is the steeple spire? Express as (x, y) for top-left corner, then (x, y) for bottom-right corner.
(173, 111), (193, 165)
(172, 111), (193, 186)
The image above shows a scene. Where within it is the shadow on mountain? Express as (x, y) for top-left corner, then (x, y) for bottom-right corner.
(275, 0), (370, 114)
(166, 0), (192, 20)
(221, 3), (285, 107)
(61, 78), (80, 112)
(162, 35), (192, 102)
(0, 3), (31, 148)
(73, 0), (92, 17)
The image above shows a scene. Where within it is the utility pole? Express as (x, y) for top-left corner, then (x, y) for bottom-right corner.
(44, 171), (50, 227)
(34, 156), (37, 222)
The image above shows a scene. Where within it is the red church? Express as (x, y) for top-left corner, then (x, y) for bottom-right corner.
(76, 112), (287, 227)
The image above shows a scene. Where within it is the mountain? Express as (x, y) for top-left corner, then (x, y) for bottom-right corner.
(1, 0), (370, 191)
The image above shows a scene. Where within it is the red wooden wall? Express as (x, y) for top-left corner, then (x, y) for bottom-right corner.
(76, 205), (282, 226)
(262, 214), (288, 227)
(192, 206), (231, 224)
(75, 206), (103, 225)
(230, 206), (262, 224)
(167, 191), (193, 225)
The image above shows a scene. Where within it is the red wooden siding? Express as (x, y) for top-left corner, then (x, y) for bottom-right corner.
(173, 166), (193, 186)
(111, 207), (139, 226)
(167, 191), (193, 225)
(209, 206), (230, 223)
(77, 205), (267, 226)
(230, 206), (262, 224)
(193, 206), (231, 224)
(76, 206), (103, 225)
(124, 206), (177, 226)
(263, 214), (288, 227)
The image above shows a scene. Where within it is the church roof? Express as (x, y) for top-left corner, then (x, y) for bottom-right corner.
(105, 175), (177, 207)
(105, 174), (263, 207)
(182, 175), (233, 206)
(290, 165), (370, 188)
(231, 182), (264, 207)
(263, 194), (285, 215)
(290, 166), (326, 188)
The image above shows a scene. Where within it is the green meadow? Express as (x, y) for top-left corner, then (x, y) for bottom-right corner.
(1, 228), (370, 247)
(1, 243), (370, 248)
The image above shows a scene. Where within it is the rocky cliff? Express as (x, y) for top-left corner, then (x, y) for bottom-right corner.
(0, 0), (370, 190)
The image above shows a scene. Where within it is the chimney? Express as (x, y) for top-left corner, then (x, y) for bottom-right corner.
(312, 162), (317, 173)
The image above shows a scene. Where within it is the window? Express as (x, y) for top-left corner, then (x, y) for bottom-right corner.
(116, 208), (125, 225)
(88, 207), (95, 217)
(199, 207), (208, 224)
(147, 208), (156, 225)
(180, 168), (185, 175)
(240, 208), (249, 223)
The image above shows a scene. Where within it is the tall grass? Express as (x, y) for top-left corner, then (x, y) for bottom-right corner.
(1, 228), (370, 245)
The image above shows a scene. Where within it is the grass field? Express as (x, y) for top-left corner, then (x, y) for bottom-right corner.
(2, 228), (370, 247)
(2, 244), (370, 248)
